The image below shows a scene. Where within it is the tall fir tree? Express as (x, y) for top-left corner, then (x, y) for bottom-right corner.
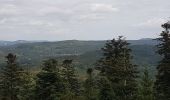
(155, 21), (170, 100)
(97, 36), (138, 100)
(98, 76), (115, 100)
(61, 60), (81, 96)
(0, 53), (25, 100)
(138, 67), (154, 100)
(35, 59), (64, 100)
(18, 71), (36, 100)
(84, 68), (97, 100)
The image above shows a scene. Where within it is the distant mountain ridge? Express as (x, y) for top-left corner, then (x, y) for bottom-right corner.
(0, 40), (49, 46)
(0, 39), (160, 76)
(0, 38), (157, 46)
(0, 40), (32, 46)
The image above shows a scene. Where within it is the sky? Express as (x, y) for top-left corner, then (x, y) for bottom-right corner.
(0, 0), (169, 41)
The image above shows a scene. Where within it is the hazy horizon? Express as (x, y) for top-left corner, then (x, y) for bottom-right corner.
(0, 0), (169, 40)
(0, 38), (155, 42)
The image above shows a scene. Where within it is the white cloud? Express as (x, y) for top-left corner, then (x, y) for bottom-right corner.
(0, 17), (21, 25)
(136, 18), (167, 27)
(76, 14), (104, 21)
(38, 6), (73, 16)
(90, 3), (119, 13)
(70, 3), (119, 21)
(28, 20), (54, 27)
(0, 18), (7, 24)
(0, 0), (169, 40)
(0, 4), (19, 15)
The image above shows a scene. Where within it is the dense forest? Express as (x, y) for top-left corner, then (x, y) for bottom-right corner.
(0, 22), (170, 100)
(0, 39), (160, 76)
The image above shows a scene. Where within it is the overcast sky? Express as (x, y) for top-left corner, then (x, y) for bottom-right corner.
(0, 0), (169, 41)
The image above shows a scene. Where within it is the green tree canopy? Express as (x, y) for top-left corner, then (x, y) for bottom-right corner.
(138, 67), (154, 100)
(35, 59), (64, 100)
(0, 53), (25, 100)
(97, 36), (138, 100)
(155, 21), (170, 100)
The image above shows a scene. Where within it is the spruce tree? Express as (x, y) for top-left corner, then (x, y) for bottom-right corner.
(84, 68), (97, 100)
(155, 21), (170, 100)
(138, 67), (154, 100)
(0, 53), (24, 100)
(61, 60), (81, 96)
(18, 71), (36, 100)
(98, 76), (115, 100)
(97, 36), (138, 100)
(35, 59), (64, 100)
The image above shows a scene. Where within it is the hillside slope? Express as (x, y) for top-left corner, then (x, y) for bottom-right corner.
(0, 39), (161, 74)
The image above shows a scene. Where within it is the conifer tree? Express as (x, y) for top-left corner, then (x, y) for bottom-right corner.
(97, 36), (138, 100)
(138, 67), (154, 100)
(84, 68), (97, 100)
(0, 53), (25, 100)
(98, 76), (115, 100)
(155, 21), (170, 100)
(35, 59), (64, 100)
(61, 60), (81, 96)
(18, 71), (36, 100)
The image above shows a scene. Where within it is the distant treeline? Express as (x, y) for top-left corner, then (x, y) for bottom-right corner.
(0, 22), (170, 100)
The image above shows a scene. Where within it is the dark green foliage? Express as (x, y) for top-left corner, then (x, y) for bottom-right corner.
(0, 53), (25, 100)
(18, 71), (36, 100)
(138, 67), (154, 100)
(0, 40), (160, 72)
(155, 22), (170, 100)
(0, 36), (166, 99)
(84, 68), (97, 100)
(61, 60), (81, 96)
(97, 36), (138, 100)
(98, 76), (115, 100)
(35, 59), (64, 100)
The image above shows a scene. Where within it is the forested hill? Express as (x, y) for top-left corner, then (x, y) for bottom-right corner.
(0, 39), (161, 73)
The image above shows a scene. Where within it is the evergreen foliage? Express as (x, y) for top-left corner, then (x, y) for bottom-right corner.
(61, 60), (81, 96)
(97, 36), (138, 100)
(18, 71), (36, 100)
(0, 27), (168, 100)
(98, 76), (115, 100)
(35, 59), (64, 100)
(155, 21), (170, 100)
(0, 53), (25, 100)
(138, 67), (154, 100)
(84, 68), (97, 100)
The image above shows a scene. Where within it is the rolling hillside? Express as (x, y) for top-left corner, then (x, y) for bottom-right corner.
(0, 39), (161, 74)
